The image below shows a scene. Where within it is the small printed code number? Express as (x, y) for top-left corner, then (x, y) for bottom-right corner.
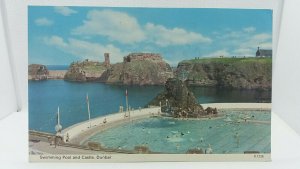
(254, 154), (264, 158)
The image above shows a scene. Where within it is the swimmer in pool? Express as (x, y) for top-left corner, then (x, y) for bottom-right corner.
(200, 137), (204, 143)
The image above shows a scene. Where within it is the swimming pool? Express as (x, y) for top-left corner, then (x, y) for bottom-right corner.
(83, 110), (271, 154)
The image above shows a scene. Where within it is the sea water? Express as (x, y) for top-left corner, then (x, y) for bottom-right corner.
(29, 80), (271, 133)
(46, 65), (69, 70)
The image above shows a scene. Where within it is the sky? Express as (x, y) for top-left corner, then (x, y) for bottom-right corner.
(28, 6), (272, 66)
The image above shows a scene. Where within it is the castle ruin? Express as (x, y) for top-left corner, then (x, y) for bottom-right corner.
(123, 53), (162, 63)
(104, 53), (110, 66)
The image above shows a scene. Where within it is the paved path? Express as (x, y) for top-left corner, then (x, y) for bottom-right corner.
(202, 103), (271, 110)
(29, 141), (108, 155)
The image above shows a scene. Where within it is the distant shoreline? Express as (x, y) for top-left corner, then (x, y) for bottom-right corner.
(28, 57), (272, 90)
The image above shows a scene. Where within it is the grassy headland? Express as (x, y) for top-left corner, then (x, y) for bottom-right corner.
(177, 57), (272, 90)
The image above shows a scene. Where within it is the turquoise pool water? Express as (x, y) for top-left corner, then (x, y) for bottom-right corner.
(85, 110), (271, 154)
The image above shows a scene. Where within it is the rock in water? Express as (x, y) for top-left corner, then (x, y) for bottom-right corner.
(28, 64), (49, 80)
(148, 78), (217, 118)
(64, 53), (174, 84)
(106, 53), (174, 85)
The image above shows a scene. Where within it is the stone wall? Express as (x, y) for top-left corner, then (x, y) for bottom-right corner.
(48, 70), (67, 79)
(123, 53), (162, 62)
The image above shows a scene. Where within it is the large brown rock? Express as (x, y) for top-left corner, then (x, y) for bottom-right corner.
(148, 78), (217, 118)
(64, 60), (107, 82)
(28, 64), (49, 80)
(64, 53), (174, 85)
(106, 53), (174, 85)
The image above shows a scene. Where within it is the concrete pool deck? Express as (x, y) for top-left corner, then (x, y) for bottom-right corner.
(62, 107), (161, 144)
(201, 103), (271, 110)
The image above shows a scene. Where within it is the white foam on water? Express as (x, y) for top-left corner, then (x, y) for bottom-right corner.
(167, 136), (184, 143)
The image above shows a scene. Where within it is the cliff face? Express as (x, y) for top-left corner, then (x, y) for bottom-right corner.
(176, 58), (272, 90)
(64, 60), (107, 82)
(103, 53), (174, 85)
(148, 78), (217, 118)
(64, 53), (174, 85)
(28, 64), (49, 80)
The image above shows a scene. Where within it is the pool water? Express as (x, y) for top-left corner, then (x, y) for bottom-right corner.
(85, 110), (271, 154)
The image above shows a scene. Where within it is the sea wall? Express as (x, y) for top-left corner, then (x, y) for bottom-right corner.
(48, 70), (67, 79)
(201, 103), (271, 110)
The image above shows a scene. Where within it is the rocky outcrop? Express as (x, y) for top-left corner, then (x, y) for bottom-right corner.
(64, 60), (107, 82)
(105, 53), (174, 85)
(176, 58), (272, 90)
(64, 53), (174, 85)
(28, 64), (49, 80)
(148, 78), (217, 118)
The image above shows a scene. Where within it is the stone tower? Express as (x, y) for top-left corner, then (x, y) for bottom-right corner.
(104, 53), (110, 66)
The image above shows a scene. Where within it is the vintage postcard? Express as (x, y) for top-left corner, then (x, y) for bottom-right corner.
(28, 5), (272, 162)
